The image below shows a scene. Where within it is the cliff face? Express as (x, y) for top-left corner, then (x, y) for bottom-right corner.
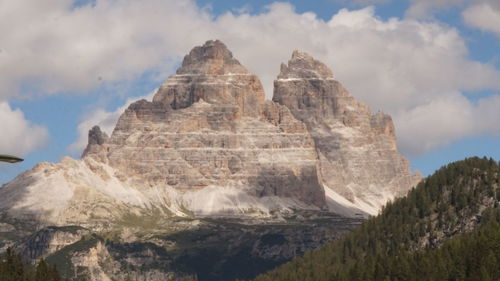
(273, 50), (421, 214)
(20, 226), (91, 261)
(25, 213), (362, 281)
(0, 40), (419, 227)
(92, 40), (326, 215)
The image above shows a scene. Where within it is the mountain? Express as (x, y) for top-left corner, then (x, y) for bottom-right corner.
(0, 40), (420, 280)
(274, 50), (420, 214)
(0, 40), (418, 229)
(253, 157), (500, 281)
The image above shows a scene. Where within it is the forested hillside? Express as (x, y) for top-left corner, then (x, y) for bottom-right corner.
(0, 248), (60, 281)
(253, 157), (500, 281)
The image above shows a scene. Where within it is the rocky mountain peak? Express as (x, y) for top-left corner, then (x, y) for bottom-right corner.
(176, 40), (249, 75)
(274, 50), (421, 212)
(278, 50), (333, 79)
(0, 40), (420, 229)
(82, 125), (108, 158)
(87, 126), (108, 146)
(151, 40), (264, 116)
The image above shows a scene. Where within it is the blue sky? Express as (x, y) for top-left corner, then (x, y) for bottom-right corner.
(1, 0), (500, 184)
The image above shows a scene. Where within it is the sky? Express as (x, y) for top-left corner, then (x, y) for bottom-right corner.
(1, 0), (500, 184)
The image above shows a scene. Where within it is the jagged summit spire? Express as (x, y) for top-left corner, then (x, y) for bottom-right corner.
(278, 50), (333, 79)
(82, 125), (108, 158)
(176, 40), (249, 75)
(152, 39), (264, 114)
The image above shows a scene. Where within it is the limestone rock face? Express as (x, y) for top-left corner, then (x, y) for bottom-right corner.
(273, 50), (421, 214)
(152, 40), (264, 118)
(0, 41), (328, 227)
(67, 240), (186, 281)
(98, 40), (326, 215)
(21, 226), (91, 260)
(176, 40), (249, 76)
(278, 50), (334, 80)
(102, 95), (325, 212)
(0, 40), (419, 227)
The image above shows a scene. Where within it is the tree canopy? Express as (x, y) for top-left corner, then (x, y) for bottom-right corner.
(253, 157), (500, 281)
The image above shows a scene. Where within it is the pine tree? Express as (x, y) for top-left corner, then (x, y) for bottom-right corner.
(35, 259), (50, 281)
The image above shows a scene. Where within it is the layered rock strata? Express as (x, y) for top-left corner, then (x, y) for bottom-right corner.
(0, 40), (325, 226)
(273, 50), (421, 213)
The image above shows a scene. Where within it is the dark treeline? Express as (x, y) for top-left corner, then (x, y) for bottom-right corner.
(253, 157), (500, 281)
(0, 248), (61, 281)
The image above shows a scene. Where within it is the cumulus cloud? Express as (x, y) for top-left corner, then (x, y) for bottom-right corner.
(68, 90), (156, 155)
(0, 0), (200, 99)
(395, 93), (500, 155)
(2, 0), (500, 157)
(463, 2), (500, 36)
(0, 102), (49, 156)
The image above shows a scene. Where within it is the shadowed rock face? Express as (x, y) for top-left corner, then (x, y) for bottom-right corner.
(82, 126), (109, 158)
(21, 226), (91, 260)
(0, 40), (419, 226)
(254, 166), (325, 208)
(273, 50), (420, 213)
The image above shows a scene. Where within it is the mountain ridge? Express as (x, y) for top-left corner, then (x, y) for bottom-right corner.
(0, 40), (419, 229)
(0, 40), (426, 281)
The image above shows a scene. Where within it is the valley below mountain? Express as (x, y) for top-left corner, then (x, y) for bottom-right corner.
(11, 212), (362, 281)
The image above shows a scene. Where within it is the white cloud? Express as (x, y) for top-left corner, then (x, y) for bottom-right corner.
(463, 2), (500, 36)
(68, 90), (156, 155)
(2, 0), (500, 157)
(395, 93), (500, 155)
(0, 102), (49, 156)
(0, 0), (202, 99)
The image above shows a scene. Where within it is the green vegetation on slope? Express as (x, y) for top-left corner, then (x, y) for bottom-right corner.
(45, 234), (100, 280)
(0, 248), (61, 281)
(253, 157), (500, 281)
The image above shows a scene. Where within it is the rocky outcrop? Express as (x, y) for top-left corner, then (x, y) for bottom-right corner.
(153, 40), (264, 117)
(82, 126), (109, 158)
(37, 214), (362, 281)
(100, 40), (326, 214)
(273, 50), (421, 214)
(50, 239), (189, 281)
(0, 40), (419, 227)
(21, 226), (91, 260)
